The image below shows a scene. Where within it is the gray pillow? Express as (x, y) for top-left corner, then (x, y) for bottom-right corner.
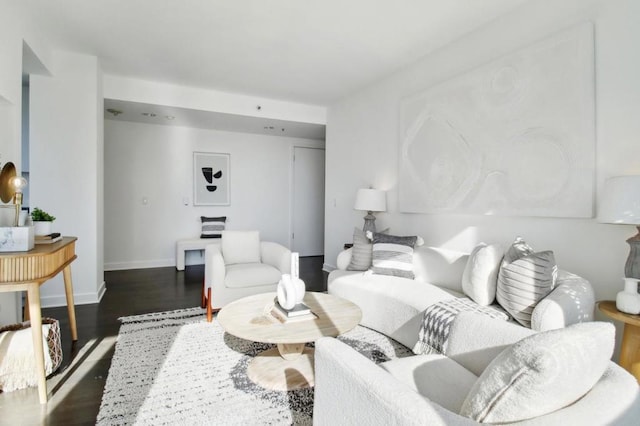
(346, 228), (373, 271)
(496, 237), (557, 327)
(200, 216), (226, 239)
(371, 233), (417, 279)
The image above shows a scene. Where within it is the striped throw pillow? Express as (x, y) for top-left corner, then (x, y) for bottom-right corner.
(200, 216), (226, 239)
(496, 237), (557, 327)
(371, 233), (417, 279)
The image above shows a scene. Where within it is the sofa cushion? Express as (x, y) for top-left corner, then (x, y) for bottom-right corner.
(381, 354), (478, 413)
(222, 231), (261, 264)
(461, 243), (503, 306)
(200, 216), (226, 239)
(371, 233), (417, 278)
(412, 246), (468, 293)
(460, 321), (614, 423)
(496, 237), (557, 327)
(224, 263), (282, 288)
(445, 312), (535, 377)
(328, 270), (459, 348)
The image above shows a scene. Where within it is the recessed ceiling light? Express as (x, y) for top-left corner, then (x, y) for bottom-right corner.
(106, 108), (123, 116)
(165, 115), (175, 120)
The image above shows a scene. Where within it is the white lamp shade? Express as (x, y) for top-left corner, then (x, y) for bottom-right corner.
(598, 176), (640, 224)
(354, 188), (386, 212)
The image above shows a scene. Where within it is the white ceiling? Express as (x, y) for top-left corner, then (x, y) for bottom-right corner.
(26, 0), (527, 106)
(25, 1), (528, 139)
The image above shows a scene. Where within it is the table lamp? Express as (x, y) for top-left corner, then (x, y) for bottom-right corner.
(598, 176), (640, 314)
(354, 188), (386, 233)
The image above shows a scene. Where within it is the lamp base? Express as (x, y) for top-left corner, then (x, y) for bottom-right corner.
(625, 226), (640, 279)
(362, 212), (377, 234)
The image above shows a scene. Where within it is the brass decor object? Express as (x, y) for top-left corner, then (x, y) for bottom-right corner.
(0, 161), (27, 226)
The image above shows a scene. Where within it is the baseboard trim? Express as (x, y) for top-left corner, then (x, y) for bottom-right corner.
(41, 287), (104, 308)
(322, 263), (336, 273)
(104, 259), (174, 271)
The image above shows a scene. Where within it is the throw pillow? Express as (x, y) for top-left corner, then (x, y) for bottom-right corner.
(200, 216), (226, 239)
(496, 237), (557, 327)
(460, 322), (614, 423)
(371, 233), (417, 279)
(346, 228), (373, 271)
(346, 227), (390, 271)
(461, 243), (504, 306)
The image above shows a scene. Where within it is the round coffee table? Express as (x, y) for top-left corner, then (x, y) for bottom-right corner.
(217, 291), (361, 391)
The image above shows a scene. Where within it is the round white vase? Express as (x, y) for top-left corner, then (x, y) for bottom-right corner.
(33, 221), (52, 236)
(616, 278), (640, 315)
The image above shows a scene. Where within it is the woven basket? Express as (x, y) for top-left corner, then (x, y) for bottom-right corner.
(0, 318), (63, 391)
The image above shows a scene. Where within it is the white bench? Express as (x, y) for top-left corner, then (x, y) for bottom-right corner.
(176, 239), (221, 271)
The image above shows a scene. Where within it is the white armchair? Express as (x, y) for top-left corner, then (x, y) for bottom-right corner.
(202, 231), (290, 321)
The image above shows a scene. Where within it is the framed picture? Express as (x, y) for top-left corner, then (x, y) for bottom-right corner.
(193, 152), (230, 206)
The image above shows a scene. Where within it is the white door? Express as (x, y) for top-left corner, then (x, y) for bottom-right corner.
(292, 147), (325, 256)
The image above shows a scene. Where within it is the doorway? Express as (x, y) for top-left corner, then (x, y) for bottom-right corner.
(291, 146), (325, 256)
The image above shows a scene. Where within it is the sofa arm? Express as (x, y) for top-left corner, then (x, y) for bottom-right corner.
(260, 242), (291, 274)
(336, 248), (352, 270)
(314, 337), (475, 426)
(531, 270), (595, 332)
(205, 244), (226, 295)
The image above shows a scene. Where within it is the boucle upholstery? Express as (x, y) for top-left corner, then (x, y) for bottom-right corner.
(313, 313), (640, 425)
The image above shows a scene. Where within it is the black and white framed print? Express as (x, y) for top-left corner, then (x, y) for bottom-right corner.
(193, 152), (230, 206)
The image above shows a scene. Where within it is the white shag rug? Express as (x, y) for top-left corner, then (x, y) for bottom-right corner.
(97, 307), (411, 425)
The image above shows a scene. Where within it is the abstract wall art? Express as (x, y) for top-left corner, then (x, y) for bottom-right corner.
(398, 23), (595, 218)
(194, 152), (230, 206)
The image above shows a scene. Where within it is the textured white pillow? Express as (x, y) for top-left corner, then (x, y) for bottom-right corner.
(462, 243), (503, 306)
(221, 231), (261, 264)
(460, 322), (614, 423)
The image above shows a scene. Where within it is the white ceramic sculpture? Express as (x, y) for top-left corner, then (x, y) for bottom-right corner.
(276, 252), (305, 310)
(616, 277), (640, 315)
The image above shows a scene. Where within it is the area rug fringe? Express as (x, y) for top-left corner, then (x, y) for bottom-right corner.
(97, 306), (411, 425)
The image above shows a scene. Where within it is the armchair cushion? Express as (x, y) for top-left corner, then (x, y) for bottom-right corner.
(224, 263), (282, 288)
(221, 231), (260, 264)
(460, 321), (615, 423)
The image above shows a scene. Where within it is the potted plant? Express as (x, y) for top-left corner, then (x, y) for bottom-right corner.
(31, 207), (56, 236)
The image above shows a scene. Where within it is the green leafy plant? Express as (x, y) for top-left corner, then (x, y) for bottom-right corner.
(31, 207), (56, 222)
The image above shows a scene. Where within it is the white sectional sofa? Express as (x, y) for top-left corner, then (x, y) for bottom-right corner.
(328, 245), (596, 349)
(318, 244), (640, 424)
(314, 313), (640, 425)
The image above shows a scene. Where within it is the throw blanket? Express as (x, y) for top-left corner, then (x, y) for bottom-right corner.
(413, 297), (510, 355)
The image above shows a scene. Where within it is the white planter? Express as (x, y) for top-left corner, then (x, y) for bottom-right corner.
(33, 221), (52, 236)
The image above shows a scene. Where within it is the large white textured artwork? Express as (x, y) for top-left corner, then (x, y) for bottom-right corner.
(399, 23), (595, 217)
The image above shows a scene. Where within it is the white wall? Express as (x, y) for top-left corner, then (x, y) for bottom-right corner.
(30, 50), (105, 307)
(0, 2), (52, 323)
(104, 119), (324, 270)
(325, 0), (640, 306)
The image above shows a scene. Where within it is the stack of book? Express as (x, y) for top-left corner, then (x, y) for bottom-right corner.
(271, 299), (316, 323)
(35, 232), (62, 244)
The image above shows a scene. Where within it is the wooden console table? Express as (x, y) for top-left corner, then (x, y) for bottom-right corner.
(0, 237), (78, 403)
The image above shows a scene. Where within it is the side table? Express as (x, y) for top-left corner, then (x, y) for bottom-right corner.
(597, 300), (640, 383)
(0, 237), (78, 403)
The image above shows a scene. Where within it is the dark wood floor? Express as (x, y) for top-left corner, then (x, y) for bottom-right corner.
(0, 257), (327, 425)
